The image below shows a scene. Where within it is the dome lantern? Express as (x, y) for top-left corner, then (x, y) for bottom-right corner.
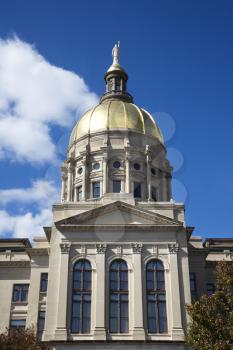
(101, 42), (133, 103)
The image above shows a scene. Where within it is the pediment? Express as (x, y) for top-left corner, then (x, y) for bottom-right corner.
(55, 201), (182, 228)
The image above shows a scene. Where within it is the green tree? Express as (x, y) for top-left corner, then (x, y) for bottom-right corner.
(186, 261), (233, 350)
(0, 327), (49, 350)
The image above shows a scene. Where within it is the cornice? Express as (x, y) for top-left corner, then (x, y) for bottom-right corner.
(56, 224), (182, 232)
(0, 260), (31, 268)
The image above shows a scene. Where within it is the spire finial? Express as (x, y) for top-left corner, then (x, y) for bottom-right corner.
(112, 41), (120, 65)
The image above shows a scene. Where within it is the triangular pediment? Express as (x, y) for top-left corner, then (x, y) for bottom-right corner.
(55, 201), (182, 227)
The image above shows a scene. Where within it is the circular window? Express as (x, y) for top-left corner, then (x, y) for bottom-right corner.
(78, 167), (83, 175)
(113, 161), (121, 169)
(93, 163), (100, 170)
(134, 163), (140, 171)
(151, 167), (156, 175)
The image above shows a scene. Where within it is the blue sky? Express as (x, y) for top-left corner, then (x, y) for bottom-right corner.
(0, 0), (232, 239)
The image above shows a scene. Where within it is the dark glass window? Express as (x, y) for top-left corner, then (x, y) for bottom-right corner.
(151, 187), (157, 201)
(115, 78), (121, 91)
(146, 260), (167, 333)
(10, 319), (26, 330)
(92, 182), (100, 198)
(12, 284), (29, 303)
(113, 180), (121, 193)
(40, 273), (48, 293)
(78, 167), (83, 175)
(207, 283), (215, 296)
(77, 186), (82, 201)
(38, 311), (45, 338)
(109, 260), (129, 333)
(113, 161), (121, 169)
(71, 260), (92, 334)
(190, 273), (196, 292)
(134, 163), (140, 170)
(151, 167), (156, 175)
(93, 162), (100, 170)
(134, 182), (141, 198)
(190, 272), (197, 299)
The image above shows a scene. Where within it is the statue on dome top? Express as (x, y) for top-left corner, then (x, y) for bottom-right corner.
(112, 41), (120, 65)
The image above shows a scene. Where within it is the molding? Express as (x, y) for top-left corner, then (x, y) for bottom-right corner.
(60, 242), (71, 254)
(131, 243), (143, 254)
(168, 243), (179, 254)
(0, 260), (30, 267)
(96, 244), (107, 254)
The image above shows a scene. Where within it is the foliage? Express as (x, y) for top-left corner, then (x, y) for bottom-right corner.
(186, 261), (233, 350)
(0, 327), (49, 350)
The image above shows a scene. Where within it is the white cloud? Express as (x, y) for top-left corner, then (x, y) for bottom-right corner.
(0, 208), (52, 239)
(0, 179), (59, 239)
(0, 179), (59, 206)
(0, 36), (98, 163)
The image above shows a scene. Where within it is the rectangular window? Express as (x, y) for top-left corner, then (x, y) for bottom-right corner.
(76, 186), (82, 201)
(134, 182), (141, 198)
(207, 283), (215, 296)
(10, 319), (26, 330)
(12, 284), (29, 303)
(38, 311), (45, 338)
(113, 180), (121, 193)
(189, 272), (197, 299)
(92, 181), (100, 198)
(40, 273), (48, 293)
(151, 187), (157, 201)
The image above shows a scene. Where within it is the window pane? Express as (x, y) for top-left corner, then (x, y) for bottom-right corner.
(82, 317), (90, 333)
(158, 302), (167, 333)
(72, 260), (92, 334)
(134, 182), (141, 198)
(110, 301), (118, 317)
(120, 302), (128, 318)
(148, 317), (157, 333)
(83, 271), (92, 290)
(147, 301), (156, 317)
(92, 182), (100, 198)
(40, 273), (48, 292)
(110, 318), (117, 333)
(72, 301), (80, 317)
(113, 180), (121, 193)
(72, 318), (80, 333)
(10, 319), (26, 330)
(13, 288), (19, 302)
(38, 311), (45, 332)
(120, 317), (128, 333)
(109, 260), (128, 334)
(146, 260), (167, 334)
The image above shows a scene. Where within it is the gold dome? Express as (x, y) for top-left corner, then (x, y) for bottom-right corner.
(69, 99), (164, 145)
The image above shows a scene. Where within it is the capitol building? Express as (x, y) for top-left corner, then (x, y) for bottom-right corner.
(0, 43), (232, 350)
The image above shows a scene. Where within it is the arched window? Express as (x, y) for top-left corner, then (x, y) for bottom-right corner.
(109, 259), (129, 333)
(146, 259), (167, 333)
(71, 259), (92, 333)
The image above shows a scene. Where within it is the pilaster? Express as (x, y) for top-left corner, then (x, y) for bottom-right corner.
(94, 244), (107, 340)
(168, 243), (184, 340)
(131, 243), (145, 340)
(54, 241), (71, 340)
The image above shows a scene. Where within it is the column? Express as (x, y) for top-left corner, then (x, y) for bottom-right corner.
(162, 172), (168, 201)
(146, 154), (152, 201)
(168, 243), (184, 340)
(102, 157), (108, 195)
(82, 158), (87, 201)
(67, 163), (73, 202)
(94, 244), (107, 340)
(54, 242), (71, 340)
(131, 243), (145, 340)
(125, 154), (130, 193)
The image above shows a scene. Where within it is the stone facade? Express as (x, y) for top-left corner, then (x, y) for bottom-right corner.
(0, 45), (232, 349)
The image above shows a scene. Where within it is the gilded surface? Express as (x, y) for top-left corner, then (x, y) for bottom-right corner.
(69, 100), (164, 145)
